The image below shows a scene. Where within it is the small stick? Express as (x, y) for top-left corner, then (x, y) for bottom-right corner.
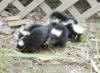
(90, 59), (100, 73)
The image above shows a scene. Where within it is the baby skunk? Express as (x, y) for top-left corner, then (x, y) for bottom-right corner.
(17, 22), (69, 51)
(50, 11), (85, 42)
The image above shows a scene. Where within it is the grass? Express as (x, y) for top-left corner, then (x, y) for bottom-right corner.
(78, 67), (83, 73)
(0, 22), (100, 73)
(0, 53), (81, 62)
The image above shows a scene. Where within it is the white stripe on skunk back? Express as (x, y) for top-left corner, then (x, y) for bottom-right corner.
(72, 24), (84, 34)
(51, 28), (62, 37)
(20, 26), (30, 36)
(62, 20), (74, 26)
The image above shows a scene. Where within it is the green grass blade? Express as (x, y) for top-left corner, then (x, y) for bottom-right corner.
(0, 53), (81, 63)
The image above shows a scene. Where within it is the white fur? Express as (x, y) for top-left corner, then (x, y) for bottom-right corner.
(20, 26), (30, 35)
(62, 20), (74, 25)
(51, 28), (62, 37)
(72, 24), (84, 34)
(75, 35), (78, 40)
(18, 40), (24, 46)
(44, 38), (50, 45)
(62, 19), (84, 34)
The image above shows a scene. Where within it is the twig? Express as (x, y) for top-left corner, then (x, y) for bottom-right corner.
(64, 49), (86, 62)
(90, 59), (100, 73)
(0, 53), (81, 62)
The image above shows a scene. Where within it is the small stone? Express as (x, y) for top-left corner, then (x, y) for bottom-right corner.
(76, 50), (88, 60)
(0, 25), (13, 34)
(0, 19), (4, 26)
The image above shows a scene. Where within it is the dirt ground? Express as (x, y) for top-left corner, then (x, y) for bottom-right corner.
(0, 0), (100, 72)
(0, 15), (100, 73)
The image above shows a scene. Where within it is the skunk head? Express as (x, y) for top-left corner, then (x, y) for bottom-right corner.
(49, 11), (67, 24)
(66, 22), (84, 42)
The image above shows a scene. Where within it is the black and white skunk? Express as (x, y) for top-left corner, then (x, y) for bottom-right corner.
(50, 11), (85, 42)
(17, 11), (84, 51)
(17, 22), (69, 51)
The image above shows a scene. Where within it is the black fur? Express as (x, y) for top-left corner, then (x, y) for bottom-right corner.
(17, 25), (49, 52)
(66, 24), (81, 42)
(50, 12), (67, 22)
(18, 24), (42, 39)
(50, 11), (78, 24)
